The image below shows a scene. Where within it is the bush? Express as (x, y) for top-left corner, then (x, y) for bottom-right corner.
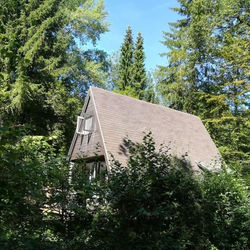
(80, 133), (250, 249)
(1, 129), (249, 249)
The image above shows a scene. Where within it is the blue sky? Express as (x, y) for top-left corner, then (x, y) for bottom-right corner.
(95, 0), (180, 70)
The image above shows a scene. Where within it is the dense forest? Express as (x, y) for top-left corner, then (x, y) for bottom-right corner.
(0, 0), (249, 249)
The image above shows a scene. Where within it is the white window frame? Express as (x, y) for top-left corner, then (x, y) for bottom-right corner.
(76, 115), (93, 135)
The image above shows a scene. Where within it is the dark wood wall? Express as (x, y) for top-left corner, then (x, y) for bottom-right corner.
(71, 95), (105, 161)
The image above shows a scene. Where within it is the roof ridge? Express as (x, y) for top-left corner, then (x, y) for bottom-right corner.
(90, 86), (200, 120)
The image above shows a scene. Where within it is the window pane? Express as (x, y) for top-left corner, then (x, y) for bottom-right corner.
(85, 117), (93, 131)
(77, 116), (84, 134)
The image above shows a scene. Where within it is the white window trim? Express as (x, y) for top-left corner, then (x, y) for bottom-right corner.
(76, 115), (93, 135)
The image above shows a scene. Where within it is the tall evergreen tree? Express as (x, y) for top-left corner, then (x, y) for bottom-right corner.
(0, 0), (108, 147)
(132, 32), (147, 99)
(113, 28), (156, 101)
(157, 0), (249, 175)
(117, 26), (134, 91)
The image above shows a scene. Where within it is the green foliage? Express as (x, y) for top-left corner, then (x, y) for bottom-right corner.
(112, 27), (157, 102)
(113, 85), (139, 99)
(0, 122), (92, 249)
(0, 0), (110, 244)
(0, 123), (58, 248)
(0, 1), (249, 248)
(116, 26), (134, 91)
(1, 128), (249, 248)
(0, 0), (109, 146)
(143, 71), (160, 104)
(201, 172), (250, 249)
(157, 0), (250, 176)
(131, 32), (147, 99)
(87, 134), (203, 249)
(84, 133), (249, 249)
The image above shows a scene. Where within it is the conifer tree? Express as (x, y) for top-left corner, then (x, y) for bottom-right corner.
(117, 26), (134, 91)
(0, 0), (108, 146)
(114, 28), (153, 101)
(157, 0), (250, 176)
(132, 32), (147, 99)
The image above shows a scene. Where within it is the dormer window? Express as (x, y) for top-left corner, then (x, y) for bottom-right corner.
(76, 115), (93, 135)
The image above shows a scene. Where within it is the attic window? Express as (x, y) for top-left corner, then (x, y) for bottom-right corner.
(76, 115), (93, 135)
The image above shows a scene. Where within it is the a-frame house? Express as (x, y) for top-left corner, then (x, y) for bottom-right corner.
(68, 87), (221, 175)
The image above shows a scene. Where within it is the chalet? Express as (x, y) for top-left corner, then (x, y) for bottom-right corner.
(68, 87), (221, 176)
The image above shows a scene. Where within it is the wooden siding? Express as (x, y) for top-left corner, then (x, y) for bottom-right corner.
(70, 95), (105, 161)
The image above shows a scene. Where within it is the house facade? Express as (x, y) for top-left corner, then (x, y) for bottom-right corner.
(68, 87), (221, 174)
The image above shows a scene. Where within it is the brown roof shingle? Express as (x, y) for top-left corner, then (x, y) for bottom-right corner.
(89, 87), (221, 171)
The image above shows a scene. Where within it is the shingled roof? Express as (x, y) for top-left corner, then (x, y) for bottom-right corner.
(68, 86), (221, 171)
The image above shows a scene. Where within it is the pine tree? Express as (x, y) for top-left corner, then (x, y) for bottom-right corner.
(132, 32), (147, 99)
(0, 0), (108, 146)
(157, 0), (250, 176)
(117, 26), (134, 91)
